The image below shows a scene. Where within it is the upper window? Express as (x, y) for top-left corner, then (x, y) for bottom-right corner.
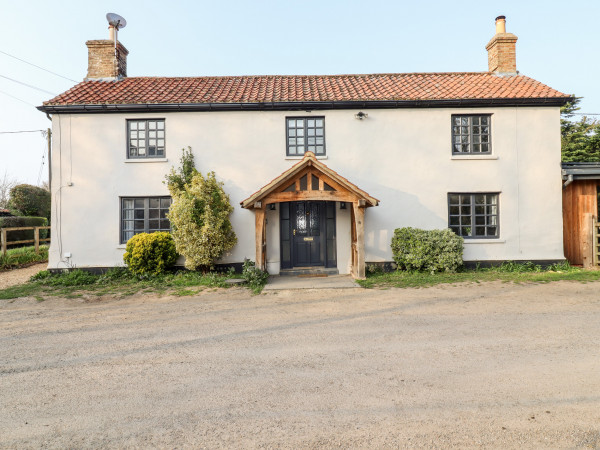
(121, 196), (171, 244)
(127, 119), (165, 158)
(286, 117), (325, 156)
(452, 115), (491, 155)
(448, 193), (499, 239)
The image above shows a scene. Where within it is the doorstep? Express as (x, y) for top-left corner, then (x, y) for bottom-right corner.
(263, 274), (359, 290)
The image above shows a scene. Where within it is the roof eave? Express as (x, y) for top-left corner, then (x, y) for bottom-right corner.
(37, 97), (573, 114)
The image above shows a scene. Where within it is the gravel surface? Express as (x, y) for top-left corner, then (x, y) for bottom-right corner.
(1, 281), (600, 448)
(0, 263), (47, 290)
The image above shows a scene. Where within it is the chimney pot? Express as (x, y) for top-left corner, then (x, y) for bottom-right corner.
(495, 15), (506, 34)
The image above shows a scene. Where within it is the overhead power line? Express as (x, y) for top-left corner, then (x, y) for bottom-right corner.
(0, 89), (35, 106)
(0, 74), (57, 96)
(0, 129), (45, 134)
(0, 49), (77, 83)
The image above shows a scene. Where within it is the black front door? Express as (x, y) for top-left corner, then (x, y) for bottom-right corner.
(292, 201), (325, 266)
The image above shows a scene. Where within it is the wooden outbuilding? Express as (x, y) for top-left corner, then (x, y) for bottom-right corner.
(562, 162), (600, 266)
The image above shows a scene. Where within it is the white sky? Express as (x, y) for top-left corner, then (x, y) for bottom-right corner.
(1, 0), (598, 185)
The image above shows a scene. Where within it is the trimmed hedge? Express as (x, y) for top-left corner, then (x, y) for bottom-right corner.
(391, 227), (464, 273)
(123, 232), (178, 276)
(9, 184), (51, 219)
(0, 216), (48, 244)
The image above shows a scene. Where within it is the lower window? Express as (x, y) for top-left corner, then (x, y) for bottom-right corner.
(121, 197), (172, 244)
(448, 193), (499, 238)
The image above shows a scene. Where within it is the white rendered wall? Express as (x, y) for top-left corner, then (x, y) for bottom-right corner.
(47, 106), (564, 271)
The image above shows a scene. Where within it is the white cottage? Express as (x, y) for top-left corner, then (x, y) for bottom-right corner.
(39, 16), (570, 278)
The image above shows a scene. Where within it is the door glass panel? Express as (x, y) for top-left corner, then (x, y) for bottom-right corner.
(296, 203), (307, 234)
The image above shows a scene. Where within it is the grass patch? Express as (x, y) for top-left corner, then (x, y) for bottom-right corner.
(357, 261), (600, 289)
(0, 245), (48, 271)
(0, 267), (240, 300)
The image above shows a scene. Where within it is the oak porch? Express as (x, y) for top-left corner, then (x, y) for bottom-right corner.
(241, 152), (378, 279)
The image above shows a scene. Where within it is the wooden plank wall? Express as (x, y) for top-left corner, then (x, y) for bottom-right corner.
(563, 180), (598, 264)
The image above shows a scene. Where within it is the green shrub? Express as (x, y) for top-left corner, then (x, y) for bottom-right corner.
(242, 259), (269, 293)
(166, 148), (237, 271)
(0, 245), (48, 270)
(8, 184), (50, 219)
(391, 227), (463, 273)
(0, 216), (48, 244)
(123, 232), (178, 276)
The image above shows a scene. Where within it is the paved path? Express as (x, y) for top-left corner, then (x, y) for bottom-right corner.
(264, 274), (359, 290)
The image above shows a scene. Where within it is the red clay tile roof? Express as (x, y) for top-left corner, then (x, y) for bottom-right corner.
(42, 72), (569, 106)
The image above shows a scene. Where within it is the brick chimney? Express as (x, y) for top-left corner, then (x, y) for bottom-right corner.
(85, 24), (128, 80)
(485, 16), (518, 75)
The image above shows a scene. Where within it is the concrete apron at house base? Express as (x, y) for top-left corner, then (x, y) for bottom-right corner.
(263, 274), (359, 290)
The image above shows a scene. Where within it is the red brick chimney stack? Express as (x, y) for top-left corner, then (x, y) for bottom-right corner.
(85, 25), (128, 81)
(485, 15), (518, 75)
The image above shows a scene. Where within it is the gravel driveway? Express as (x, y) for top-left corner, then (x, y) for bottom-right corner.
(1, 281), (600, 448)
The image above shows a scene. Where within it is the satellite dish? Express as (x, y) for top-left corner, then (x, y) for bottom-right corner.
(106, 13), (127, 29)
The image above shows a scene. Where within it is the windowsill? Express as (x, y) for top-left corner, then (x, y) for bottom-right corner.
(124, 158), (169, 163)
(463, 239), (506, 244)
(286, 155), (328, 160)
(451, 155), (498, 160)
(117, 244), (126, 249)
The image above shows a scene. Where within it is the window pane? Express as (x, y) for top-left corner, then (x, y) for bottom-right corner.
(149, 121), (157, 130)
(481, 117), (489, 125)
(149, 209), (159, 219)
(160, 198), (171, 208)
(149, 220), (159, 230)
(289, 128), (296, 137)
(461, 216), (471, 226)
(307, 119), (315, 127)
(488, 226), (497, 236)
(296, 119), (304, 127)
(315, 146), (324, 154)
(474, 195), (485, 204)
(134, 199), (144, 208)
(134, 209), (144, 219)
(130, 122), (138, 130)
(149, 198), (159, 208)
(160, 219), (170, 229)
(123, 199), (134, 209)
(138, 122), (146, 130)
(296, 128), (304, 136)
(316, 119), (323, 127)
(475, 227), (486, 236)
(157, 121), (164, 130)
(448, 195), (460, 205)
(134, 220), (144, 230)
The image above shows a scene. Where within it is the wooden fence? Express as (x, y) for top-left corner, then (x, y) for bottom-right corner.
(0, 226), (51, 257)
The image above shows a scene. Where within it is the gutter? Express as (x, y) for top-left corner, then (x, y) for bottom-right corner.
(37, 97), (572, 114)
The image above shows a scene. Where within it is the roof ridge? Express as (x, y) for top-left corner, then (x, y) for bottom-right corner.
(100, 72), (502, 81)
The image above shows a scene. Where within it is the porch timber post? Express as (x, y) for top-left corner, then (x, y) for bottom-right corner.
(255, 205), (267, 271)
(353, 201), (366, 279)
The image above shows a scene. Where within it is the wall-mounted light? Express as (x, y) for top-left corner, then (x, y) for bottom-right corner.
(269, 204), (276, 211)
(354, 111), (368, 120)
(340, 202), (347, 210)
